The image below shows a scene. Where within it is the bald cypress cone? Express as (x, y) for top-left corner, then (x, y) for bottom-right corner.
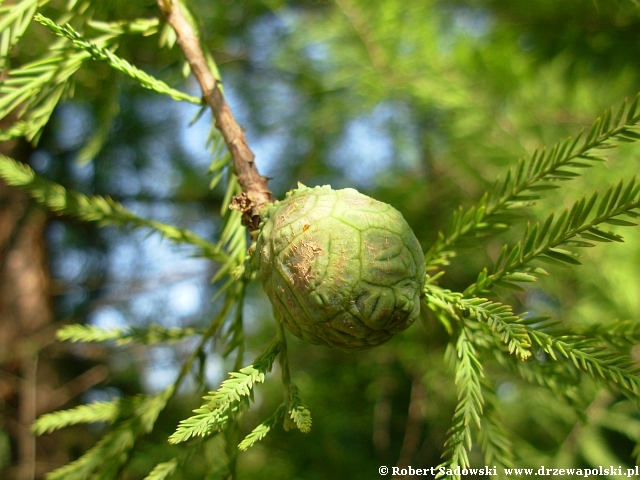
(253, 184), (426, 350)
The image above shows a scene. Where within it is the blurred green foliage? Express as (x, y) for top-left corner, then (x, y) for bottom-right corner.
(1, 0), (640, 479)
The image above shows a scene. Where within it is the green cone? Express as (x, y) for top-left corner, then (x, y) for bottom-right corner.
(254, 184), (426, 350)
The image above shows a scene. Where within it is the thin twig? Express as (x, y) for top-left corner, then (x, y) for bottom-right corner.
(395, 372), (425, 473)
(372, 396), (392, 459)
(17, 354), (37, 480)
(334, 0), (388, 76)
(157, 0), (273, 229)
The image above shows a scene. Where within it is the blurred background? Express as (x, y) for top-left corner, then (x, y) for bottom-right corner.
(1, 0), (640, 478)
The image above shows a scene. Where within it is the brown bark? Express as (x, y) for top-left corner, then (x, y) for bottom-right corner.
(0, 174), (54, 480)
(0, 169), (108, 478)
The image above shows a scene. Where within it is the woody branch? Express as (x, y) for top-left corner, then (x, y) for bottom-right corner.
(157, 0), (273, 229)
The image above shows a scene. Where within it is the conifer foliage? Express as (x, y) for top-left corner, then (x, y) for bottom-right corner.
(0, 1), (640, 479)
